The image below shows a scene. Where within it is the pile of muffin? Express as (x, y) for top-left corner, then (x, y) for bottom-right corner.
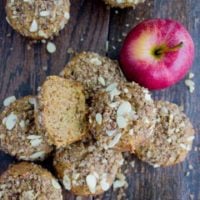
(0, 52), (195, 199)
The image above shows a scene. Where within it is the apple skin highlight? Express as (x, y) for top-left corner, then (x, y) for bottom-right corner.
(120, 19), (195, 90)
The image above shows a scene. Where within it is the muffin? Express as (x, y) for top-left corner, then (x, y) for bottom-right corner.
(0, 96), (52, 161)
(5, 0), (70, 39)
(135, 101), (195, 167)
(88, 81), (156, 153)
(0, 162), (63, 199)
(35, 76), (87, 148)
(103, 0), (145, 8)
(53, 141), (123, 196)
(60, 52), (125, 99)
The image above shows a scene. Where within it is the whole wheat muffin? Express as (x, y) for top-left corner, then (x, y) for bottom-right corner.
(103, 0), (145, 8)
(35, 76), (87, 148)
(53, 141), (123, 196)
(60, 52), (125, 99)
(0, 96), (52, 161)
(5, 0), (70, 40)
(135, 101), (195, 167)
(88, 81), (157, 153)
(0, 162), (63, 200)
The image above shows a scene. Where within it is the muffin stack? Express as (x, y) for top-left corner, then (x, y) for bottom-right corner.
(0, 52), (195, 198)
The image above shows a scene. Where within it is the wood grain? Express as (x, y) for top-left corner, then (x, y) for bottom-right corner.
(0, 0), (200, 200)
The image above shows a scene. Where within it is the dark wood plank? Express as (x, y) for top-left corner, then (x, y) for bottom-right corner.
(0, 0), (200, 200)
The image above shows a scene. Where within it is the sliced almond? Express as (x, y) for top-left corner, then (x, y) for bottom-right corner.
(86, 174), (97, 194)
(98, 76), (106, 86)
(63, 175), (71, 190)
(52, 179), (61, 189)
(27, 135), (42, 140)
(30, 151), (45, 160)
(100, 179), (110, 191)
(107, 133), (121, 148)
(117, 116), (128, 129)
(30, 138), (43, 147)
(117, 101), (132, 116)
(90, 57), (102, 65)
(29, 19), (38, 32)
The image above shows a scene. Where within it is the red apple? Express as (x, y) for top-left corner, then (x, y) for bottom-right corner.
(120, 19), (195, 90)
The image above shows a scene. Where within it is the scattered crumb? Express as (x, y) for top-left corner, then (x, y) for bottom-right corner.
(130, 161), (135, 168)
(46, 42), (56, 54)
(42, 66), (48, 71)
(189, 72), (194, 79)
(27, 44), (31, 50)
(115, 10), (119, 14)
(41, 39), (46, 44)
(6, 33), (11, 37)
(37, 86), (41, 92)
(112, 45), (116, 50)
(188, 164), (193, 170)
(106, 41), (109, 52)
(122, 32), (127, 37)
(185, 79), (195, 93)
(189, 194), (194, 200)
(67, 47), (74, 54)
(185, 171), (190, 176)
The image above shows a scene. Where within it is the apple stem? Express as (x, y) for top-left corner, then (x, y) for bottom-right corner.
(155, 42), (183, 55)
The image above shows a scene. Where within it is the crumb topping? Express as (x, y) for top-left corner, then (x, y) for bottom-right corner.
(60, 52), (125, 99)
(89, 81), (156, 152)
(6, 0), (70, 39)
(0, 162), (62, 200)
(0, 96), (52, 161)
(136, 101), (195, 167)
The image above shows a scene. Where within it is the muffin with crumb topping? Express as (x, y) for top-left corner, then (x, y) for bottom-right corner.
(60, 52), (125, 99)
(135, 101), (195, 167)
(88, 81), (157, 153)
(53, 140), (123, 196)
(5, 0), (70, 39)
(0, 96), (52, 161)
(0, 162), (63, 200)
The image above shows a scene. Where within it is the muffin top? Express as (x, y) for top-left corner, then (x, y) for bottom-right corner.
(54, 140), (123, 196)
(88, 81), (156, 152)
(0, 96), (52, 161)
(60, 52), (125, 99)
(0, 162), (63, 200)
(36, 76), (87, 147)
(135, 101), (195, 167)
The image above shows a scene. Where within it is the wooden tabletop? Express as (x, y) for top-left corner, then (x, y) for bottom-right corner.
(0, 0), (200, 200)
